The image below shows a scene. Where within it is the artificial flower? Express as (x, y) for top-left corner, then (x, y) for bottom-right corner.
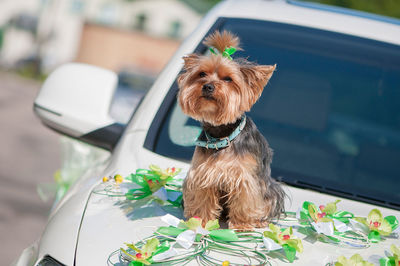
(335, 254), (373, 266)
(354, 209), (398, 243)
(379, 244), (400, 266)
(263, 224), (303, 263)
(121, 238), (169, 266)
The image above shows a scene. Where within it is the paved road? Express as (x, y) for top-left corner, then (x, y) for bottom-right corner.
(0, 71), (60, 266)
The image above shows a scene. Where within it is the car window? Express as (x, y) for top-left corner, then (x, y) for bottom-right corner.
(146, 18), (400, 209)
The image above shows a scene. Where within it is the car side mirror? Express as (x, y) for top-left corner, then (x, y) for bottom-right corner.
(34, 63), (125, 150)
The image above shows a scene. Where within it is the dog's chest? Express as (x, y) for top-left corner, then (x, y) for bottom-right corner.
(188, 146), (258, 190)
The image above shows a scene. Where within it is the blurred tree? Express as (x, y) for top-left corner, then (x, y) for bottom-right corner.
(180, 0), (400, 18)
(0, 27), (3, 51)
(180, 0), (221, 14)
(304, 0), (400, 19)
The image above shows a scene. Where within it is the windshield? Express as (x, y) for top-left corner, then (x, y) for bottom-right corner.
(146, 18), (400, 209)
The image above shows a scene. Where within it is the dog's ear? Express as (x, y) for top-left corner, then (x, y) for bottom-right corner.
(182, 54), (200, 70)
(178, 54), (200, 89)
(240, 64), (276, 110)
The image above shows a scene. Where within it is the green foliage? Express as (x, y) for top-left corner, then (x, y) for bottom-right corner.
(0, 27), (3, 50)
(304, 0), (400, 19)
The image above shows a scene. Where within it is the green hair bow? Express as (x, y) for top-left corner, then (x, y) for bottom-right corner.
(209, 46), (237, 60)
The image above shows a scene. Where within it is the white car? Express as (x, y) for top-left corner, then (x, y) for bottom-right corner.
(14, 0), (400, 265)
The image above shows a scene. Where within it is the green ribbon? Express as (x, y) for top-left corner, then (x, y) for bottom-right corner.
(209, 46), (237, 60)
(209, 229), (239, 242)
(368, 230), (381, 243)
(328, 211), (354, 224)
(124, 168), (182, 205)
(156, 226), (238, 242)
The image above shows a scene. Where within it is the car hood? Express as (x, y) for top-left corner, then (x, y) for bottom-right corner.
(75, 180), (400, 265)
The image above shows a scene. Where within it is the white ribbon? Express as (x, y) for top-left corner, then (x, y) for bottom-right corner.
(119, 182), (137, 194)
(296, 207), (303, 220)
(311, 221), (334, 236)
(262, 237), (282, 251)
(333, 219), (351, 232)
(349, 219), (369, 234)
(152, 246), (178, 261)
(196, 226), (210, 235)
(161, 214), (181, 227)
(177, 230), (196, 249)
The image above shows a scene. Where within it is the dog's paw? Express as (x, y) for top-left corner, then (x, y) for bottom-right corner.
(228, 221), (255, 232)
(254, 220), (269, 229)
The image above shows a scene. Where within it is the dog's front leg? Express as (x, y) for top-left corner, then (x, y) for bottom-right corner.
(226, 175), (267, 231)
(183, 184), (221, 226)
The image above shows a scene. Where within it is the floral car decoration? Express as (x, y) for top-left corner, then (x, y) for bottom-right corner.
(120, 238), (170, 266)
(97, 165), (183, 206)
(353, 209), (399, 243)
(100, 167), (399, 265)
(334, 254), (373, 266)
(263, 224), (303, 263)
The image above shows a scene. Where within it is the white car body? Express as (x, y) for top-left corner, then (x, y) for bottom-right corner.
(15, 0), (400, 265)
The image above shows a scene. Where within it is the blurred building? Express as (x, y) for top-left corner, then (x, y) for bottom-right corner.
(0, 0), (202, 74)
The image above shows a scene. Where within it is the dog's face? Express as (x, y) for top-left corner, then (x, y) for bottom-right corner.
(177, 54), (276, 126)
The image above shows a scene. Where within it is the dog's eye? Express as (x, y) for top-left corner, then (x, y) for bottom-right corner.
(223, 76), (232, 82)
(199, 72), (207, 78)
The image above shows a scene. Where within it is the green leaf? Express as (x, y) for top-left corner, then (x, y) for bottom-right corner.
(205, 219), (220, 231)
(195, 233), (202, 242)
(157, 226), (186, 237)
(299, 211), (310, 224)
(368, 230), (381, 243)
(368, 209), (383, 224)
(153, 242), (170, 256)
(130, 261), (144, 266)
(286, 239), (303, 253)
(209, 229), (239, 242)
(385, 216), (399, 231)
(128, 173), (148, 187)
(142, 238), (159, 256)
(282, 244), (296, 263)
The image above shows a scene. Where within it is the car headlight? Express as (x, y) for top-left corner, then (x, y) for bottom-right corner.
(37, 255), (65, 266)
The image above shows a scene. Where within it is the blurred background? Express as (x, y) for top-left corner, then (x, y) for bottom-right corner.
(0, 0), (398, 265)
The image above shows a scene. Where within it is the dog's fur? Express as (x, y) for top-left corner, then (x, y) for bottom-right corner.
(177, 31), (285, 230)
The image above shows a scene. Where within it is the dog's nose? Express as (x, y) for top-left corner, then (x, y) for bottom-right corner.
(202, 83), (214, 94)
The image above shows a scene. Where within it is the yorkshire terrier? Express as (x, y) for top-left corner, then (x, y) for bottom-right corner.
(177, 30), (286, 230)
